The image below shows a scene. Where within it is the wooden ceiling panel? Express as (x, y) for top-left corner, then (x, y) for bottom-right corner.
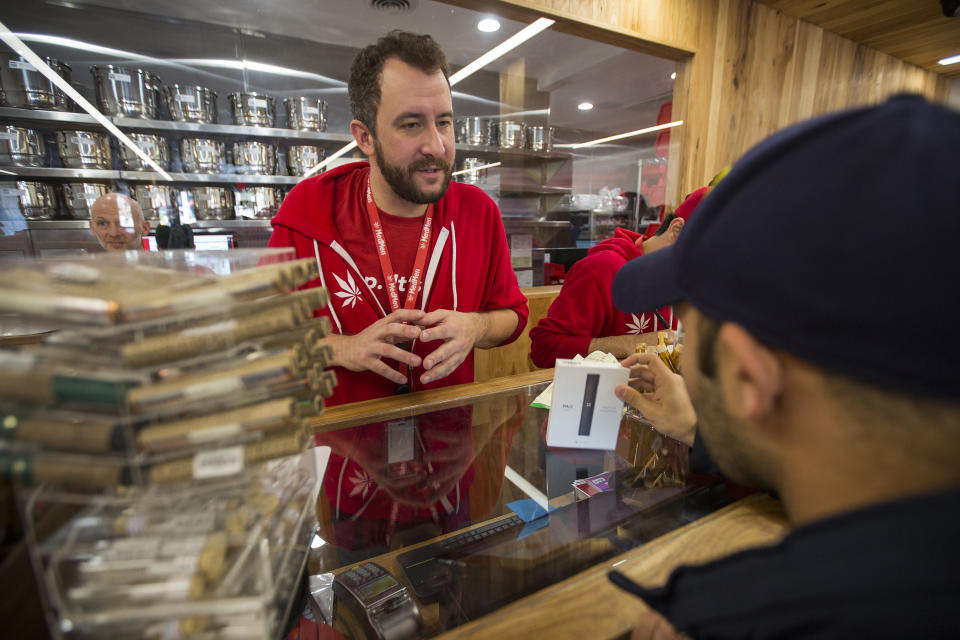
(756, 0), (960, 77)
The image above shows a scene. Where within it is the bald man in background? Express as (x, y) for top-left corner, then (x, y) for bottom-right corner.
(89, 193), (150, 251)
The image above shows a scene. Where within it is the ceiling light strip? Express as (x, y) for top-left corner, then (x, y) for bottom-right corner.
(449, 17), (555, 87)
(558, 120), (684, 149)
(451, 161), (501, 176)
(301, 140), (358, 179)
(0, 22), (173, 180)
(302, 17), (556, 179)
(938, 54), (960, 66)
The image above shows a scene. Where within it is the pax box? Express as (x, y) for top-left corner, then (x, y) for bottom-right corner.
(546, 359), (628, 450)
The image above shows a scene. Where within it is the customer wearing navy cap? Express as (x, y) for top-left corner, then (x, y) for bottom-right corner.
(607, 94), (960, 639)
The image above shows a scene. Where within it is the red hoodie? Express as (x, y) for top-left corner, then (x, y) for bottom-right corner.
(529, 227), (679, 368)
(269, 162), (529, 406)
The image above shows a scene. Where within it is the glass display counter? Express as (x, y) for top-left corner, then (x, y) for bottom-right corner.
(304, 370), (742, 639)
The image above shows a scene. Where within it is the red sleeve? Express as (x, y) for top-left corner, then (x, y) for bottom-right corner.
(528, 254), (616, 368)
(477, 200), (528, 346)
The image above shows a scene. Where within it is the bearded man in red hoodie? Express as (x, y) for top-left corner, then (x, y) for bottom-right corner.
(269, 31), (528, 405)
(529, 188), (708, 367)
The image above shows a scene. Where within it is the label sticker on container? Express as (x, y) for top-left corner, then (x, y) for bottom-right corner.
(198, 144), (217, 153)
(180, 318), (237, 338)
(182, 376), (244, 400)
(176, 93), (196, 104)
(302, 106), (320, 116)
(193, 445), (245, 479)
(0, 132), (15, 141)
(187, 423), (243, 444)
(8, 60), (36, 71)
(108, 71), (131, 83)
(84, 194), (100, 202)
(237, 192), (255, 202)
(248, 98), (268, 109)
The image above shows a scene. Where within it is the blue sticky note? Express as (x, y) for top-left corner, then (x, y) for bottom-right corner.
(517, 516), (551, 539)
(507, 498), (556, 523)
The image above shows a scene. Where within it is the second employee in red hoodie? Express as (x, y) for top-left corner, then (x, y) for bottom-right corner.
(269, 31), (528, 406)
(529, 188), (709, 368)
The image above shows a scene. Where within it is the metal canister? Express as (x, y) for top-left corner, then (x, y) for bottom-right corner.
(286, 145), (324, 176)
(1, 181), (58, 220)
(232, 141), (276, 175)
(190, 187), (234, 220)
(120, 133), (169, 171)
(56, 130), (111, 169)
(90, 65), (161, 119)
(525, 126), (554, 152)
(458, 157), (487, 184)
(234, 186), (283, 219)
(456, 117), (490, 146)
(498, 121), (526, 149)
(180, 138), (225, 174)
(163, 84), (217, 123)
(283, 97), (327, 131)
(0, 53), (72, 111)
(229, 92), (276, 127)
(134, 184), (179, 223)
(0, 126), (46, 167)
(61, 182), (110, 219)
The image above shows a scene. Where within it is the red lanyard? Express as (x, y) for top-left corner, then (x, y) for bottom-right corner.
(363, 176), (435, 313)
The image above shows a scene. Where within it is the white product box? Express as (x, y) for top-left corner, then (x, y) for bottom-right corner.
(546, 359), (629, 450)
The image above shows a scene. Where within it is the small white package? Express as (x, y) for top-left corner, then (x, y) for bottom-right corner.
(546, 358), (628, 450)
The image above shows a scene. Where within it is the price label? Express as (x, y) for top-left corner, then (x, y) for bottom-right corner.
(176, 93), (196, 104)
(238, 192), (255, 202)
(248, 98), (268, 109)
(0, 188), (21, 198)
(0, 132), (16, 142)
(104, 536), (161, 561)
(198, 144), (217, 153)
(302, 106), (320, 116)
(193, 445), (244, 479)
(108, 71), (131, 83)
(182, 376), (244, 400)
(83, 193), (100, 202)
(8, 60), (36, 71)
(187, 422), (243, 444)
(180, 318), (237, 337)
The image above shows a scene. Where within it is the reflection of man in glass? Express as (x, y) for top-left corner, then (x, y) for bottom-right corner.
(89, 193), (149, 251)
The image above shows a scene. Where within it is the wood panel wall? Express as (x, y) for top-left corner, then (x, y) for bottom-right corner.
(445, 0), (948, 202)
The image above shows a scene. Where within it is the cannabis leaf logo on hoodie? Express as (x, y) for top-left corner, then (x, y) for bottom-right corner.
(332, 271), (363, 309)
(625, 313), (649, 335)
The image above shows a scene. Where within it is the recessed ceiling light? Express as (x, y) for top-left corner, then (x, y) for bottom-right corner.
(670, 72), (677, 80)
(477, 18), (501, 33)
(577, 101), (594, 111)
(938, 53), (960, 66)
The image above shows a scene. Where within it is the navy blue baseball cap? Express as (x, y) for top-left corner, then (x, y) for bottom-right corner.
(612, 94), (960, 400)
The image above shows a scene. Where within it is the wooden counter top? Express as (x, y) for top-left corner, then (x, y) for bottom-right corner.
(437, 494), (788, 640)
(310, 369), (553, 433)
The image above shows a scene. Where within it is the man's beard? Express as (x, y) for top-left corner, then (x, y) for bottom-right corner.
(374, 139), (452, 205)
(687, 369), (778, 493)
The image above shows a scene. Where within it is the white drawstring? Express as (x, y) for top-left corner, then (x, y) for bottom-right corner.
(450, 221), (458, 311)
(313, 239), (342, 334)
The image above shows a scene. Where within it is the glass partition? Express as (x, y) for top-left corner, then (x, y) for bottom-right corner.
(0, 0), (679, 276)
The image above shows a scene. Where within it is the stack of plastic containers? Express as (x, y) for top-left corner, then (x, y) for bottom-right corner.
(0, 248), (335, 638)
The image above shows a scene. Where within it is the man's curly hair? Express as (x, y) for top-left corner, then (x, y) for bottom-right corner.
(348, 30), (450, 134)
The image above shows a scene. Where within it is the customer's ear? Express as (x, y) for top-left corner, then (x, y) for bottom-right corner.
(718, 323), (783, 420)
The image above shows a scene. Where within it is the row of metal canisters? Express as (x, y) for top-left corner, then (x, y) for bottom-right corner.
(0, 53), (328, 131)
(0, 125), (325, 176)
(455, 117), (555, 152)
(1, 182), (285, 222)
